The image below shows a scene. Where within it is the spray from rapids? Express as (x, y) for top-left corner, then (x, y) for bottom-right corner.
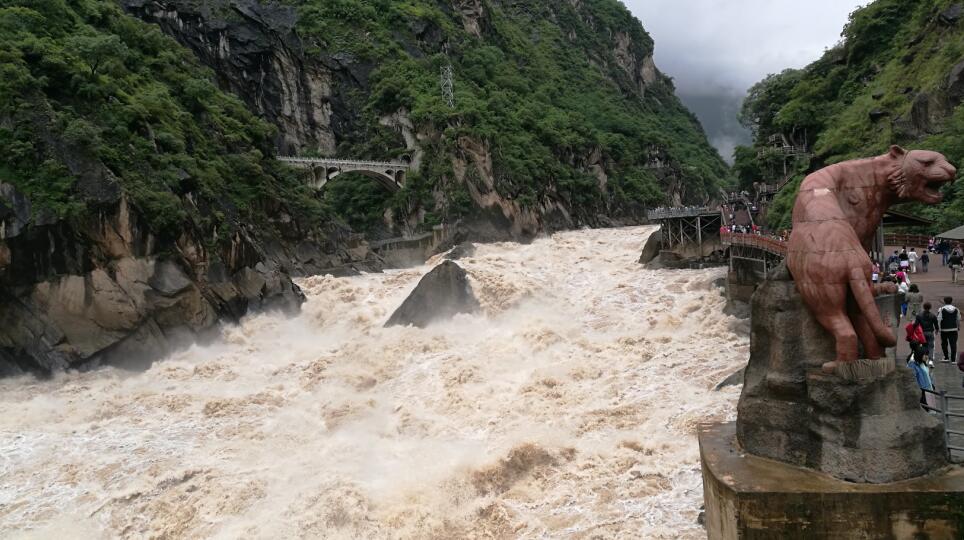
(0, 226), (749, 539)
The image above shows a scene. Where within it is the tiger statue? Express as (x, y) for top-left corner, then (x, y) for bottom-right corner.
(787, 146), (955, 371)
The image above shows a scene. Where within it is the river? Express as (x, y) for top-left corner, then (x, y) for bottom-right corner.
(0, 226), (749, 539)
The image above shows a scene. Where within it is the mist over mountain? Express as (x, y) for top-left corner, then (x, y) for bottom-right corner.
(625, 0), (866, 163)
(677, 92), (751, 164)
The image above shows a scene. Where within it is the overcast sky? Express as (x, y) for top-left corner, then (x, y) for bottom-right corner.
(623, 0), (869, 160)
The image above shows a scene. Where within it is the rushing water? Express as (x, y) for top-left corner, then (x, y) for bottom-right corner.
(0, 226), (749, 539)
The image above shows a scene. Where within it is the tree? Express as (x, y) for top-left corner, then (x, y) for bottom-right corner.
(732, 145), (762, 191)
(738, 69), (803, 144)
(67, 31), (128, 77)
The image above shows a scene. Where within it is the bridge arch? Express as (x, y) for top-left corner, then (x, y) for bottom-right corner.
(279, 156), (409, 192)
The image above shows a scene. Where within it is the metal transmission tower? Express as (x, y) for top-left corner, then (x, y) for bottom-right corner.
(440, 64), (454, 108)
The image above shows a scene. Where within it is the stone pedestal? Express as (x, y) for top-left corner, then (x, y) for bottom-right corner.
(735, 265), (947, 483)
(700, 423), (964, 539)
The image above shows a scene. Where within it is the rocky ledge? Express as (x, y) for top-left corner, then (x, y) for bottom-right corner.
(0, 186), (379, 377)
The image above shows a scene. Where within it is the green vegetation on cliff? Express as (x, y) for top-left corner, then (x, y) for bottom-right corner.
(0, 0), (327, 237)
(736, 0), (964, 231)
(289, 0), (729, 230)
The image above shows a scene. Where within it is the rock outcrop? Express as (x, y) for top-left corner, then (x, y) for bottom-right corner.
(121, 0), (339, 155)
(736, 264), (947, 483)
(0, 186), (377, 377)
(384, 261), (479, 328)
(637, 229), (661, 264)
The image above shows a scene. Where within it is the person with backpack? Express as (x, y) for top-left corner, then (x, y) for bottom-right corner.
(906, 318), (926, 364)
(917, 302), (940, 362)
(906, 284), (923, 319)
(887, 250), (900, 272)
(950, 251), (964, 284)
(938, 297), (960, 363)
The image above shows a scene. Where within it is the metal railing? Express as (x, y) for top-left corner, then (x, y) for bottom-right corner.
(646, 206), (718, 220)
(720, 232), (788, 257)
(923, 388), (964, 462)
(883, 233), (930, 248)
(277, 156), (410, 169)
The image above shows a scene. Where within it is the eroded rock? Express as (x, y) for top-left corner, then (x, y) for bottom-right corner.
(385, 261), (479, 328)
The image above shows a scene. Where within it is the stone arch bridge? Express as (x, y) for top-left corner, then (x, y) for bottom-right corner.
(278, 157), (410, 192)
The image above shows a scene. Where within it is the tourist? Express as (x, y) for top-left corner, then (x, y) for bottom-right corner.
(938, 297), (960, 363)
(917, 302), (939, 361)
(906, 284), (923, 319)
(898, 277), (910, 316)
(941, 239), (951, 266)
(906, 337), (934, 407)
(921, 251), (930, 273)
(895, 269), (908, 286)
(908, 248), (919, 273)
(871, 262), (881, 283)
(887, 250), (900, 272)
(899, 248), (910, 272)
(929, 237), (936, 252)
(950, 250), (964, 284)
(906, 318), (926, 360)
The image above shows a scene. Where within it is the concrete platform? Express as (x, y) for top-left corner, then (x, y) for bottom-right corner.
(700, 422), (964, 539)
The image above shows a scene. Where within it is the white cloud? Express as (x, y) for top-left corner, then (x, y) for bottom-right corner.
(623, 0), (870, 94)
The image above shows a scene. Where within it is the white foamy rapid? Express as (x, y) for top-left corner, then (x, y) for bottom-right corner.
(0, 226), (749, 539)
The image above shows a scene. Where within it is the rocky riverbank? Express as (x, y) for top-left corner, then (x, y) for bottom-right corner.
(0, 189), (380, 377)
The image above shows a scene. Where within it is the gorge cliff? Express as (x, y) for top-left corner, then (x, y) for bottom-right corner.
(0, 0), (725, 375)
(736, 0), (964, 230)
(121, 0), (728, 239)
(0, 0), (379, 376)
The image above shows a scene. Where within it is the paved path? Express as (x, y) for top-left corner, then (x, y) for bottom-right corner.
(884, 246), (964, 460)
(888, 246), (964, 394)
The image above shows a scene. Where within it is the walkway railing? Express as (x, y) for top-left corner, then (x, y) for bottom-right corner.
(278, 156), (411, 169)
(646, 206), (719, 220)
(721, 232), (788, 257)
(923, 388), (964, 462)
(883, 233), (930, 248)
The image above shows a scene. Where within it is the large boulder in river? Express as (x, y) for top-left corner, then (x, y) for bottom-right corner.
(385, 261), (480, 328)
(638, 229), (661, 264)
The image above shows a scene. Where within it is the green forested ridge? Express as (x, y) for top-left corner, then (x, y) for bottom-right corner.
(0, 0), (329, 239)
(288, 0), (729, 231)
(1, 0), (728, 241)
(736, 0), (964, 231)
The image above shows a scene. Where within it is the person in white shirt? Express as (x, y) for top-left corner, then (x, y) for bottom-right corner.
(908, 248), (919, 273)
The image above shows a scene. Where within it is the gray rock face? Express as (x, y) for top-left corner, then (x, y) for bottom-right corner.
(0, 193), (313, 377)
(736, 265), (947, 483)
(637, 229), (661, 264)
(444, 242), (476, 261)
(385, 261), (479, 328)
(948, 60), (964, 105)
(940, 4), (964, 25)
(714, 367), (745, 391)
(121, 0), (339, 155)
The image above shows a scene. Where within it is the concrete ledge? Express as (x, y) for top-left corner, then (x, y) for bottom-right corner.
(700, 422), (964, 539)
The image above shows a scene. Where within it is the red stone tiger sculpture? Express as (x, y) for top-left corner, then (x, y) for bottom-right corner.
(787, 146), (955, 371)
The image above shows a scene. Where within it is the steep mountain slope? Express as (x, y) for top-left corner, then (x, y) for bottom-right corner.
(0, 0), (725, 375)
(736, 0), (964, 230)
(122, 0), (729, 238)
(0, 0), (377, 375)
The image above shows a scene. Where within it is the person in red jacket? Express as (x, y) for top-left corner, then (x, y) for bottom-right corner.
(906, 319), (926, 363)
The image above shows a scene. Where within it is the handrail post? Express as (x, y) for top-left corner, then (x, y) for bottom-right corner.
(942, 390), (952, 461)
